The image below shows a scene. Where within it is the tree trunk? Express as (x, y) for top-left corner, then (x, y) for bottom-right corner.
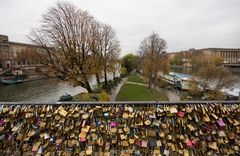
(95, 73), (100, 85)
(148, 75), (152, 89)
(78, 79), (92, 93)
(84, 80), (93, 93)
(104, 67), (108, 87)
(201, 84), (206, 96)
(113, 72), (116, 83)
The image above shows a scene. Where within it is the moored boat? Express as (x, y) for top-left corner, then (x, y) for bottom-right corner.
(1, 76), (24, 85)
(159, 72), (193, 90)
(223, 88), (240, 100)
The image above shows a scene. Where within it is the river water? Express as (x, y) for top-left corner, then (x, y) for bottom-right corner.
(0, 79), (87, 102)
(0, 73), (117, 102)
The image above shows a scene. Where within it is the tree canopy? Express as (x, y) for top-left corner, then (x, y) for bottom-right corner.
(121, 53), (138, 73)
(138, 32), (169, 89)
(29, 1), (120, 93)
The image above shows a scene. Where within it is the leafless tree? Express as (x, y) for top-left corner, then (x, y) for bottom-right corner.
(87, 21), (121, 88)
(29, 1), (121, 93)
(108, 45), (121, 81)
(138, 32), (169, 89)
(195, 63), (236, 95)
(88, 21), (104, 85)
(100, 24), (120, 88)
(29, 2), (98, 93)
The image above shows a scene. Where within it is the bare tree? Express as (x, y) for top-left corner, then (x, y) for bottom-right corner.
(87, 22), (121, 88)
(138, 32), (169, 89)
(108, 46), (121, 81)
(88, 21), (103, 85)
(29, 2), (99, 93)
(195, 63), (236, 95)
(100, 24), (120, 88)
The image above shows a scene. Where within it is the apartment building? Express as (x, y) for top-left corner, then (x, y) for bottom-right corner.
(0, 35), (42, 70)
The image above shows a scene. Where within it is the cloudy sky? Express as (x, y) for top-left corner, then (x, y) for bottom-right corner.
(0, 0), (240, 56)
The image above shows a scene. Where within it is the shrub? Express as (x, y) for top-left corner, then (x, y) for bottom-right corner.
(92, 85), (102, 93)
(205, 91), (227, 101)
(120, 73), (127, 78)
(188, 79), (202, 97)
(100, 91), (110, 101)
(102, 80), (115, 93)
(114, 77), (121, 85)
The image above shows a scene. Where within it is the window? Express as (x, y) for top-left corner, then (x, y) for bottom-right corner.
(15, 47), (19, 52)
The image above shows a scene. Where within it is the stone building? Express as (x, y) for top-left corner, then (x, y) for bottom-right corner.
(199, 48), (240, 64)
(169, 48), (240, 65)
(0, 35), (42, 71)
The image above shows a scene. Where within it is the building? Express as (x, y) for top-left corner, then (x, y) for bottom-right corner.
(0, 35), (42, 71)
(199, 48), (240, 64)
(169, 48), (240, 66)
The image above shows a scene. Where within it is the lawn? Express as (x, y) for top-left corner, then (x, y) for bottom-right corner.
(127, 73), (146, 84)
(116, 83), (169, 101)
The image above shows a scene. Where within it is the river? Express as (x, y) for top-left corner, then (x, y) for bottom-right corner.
(0, 79), (87, 102)
(0, 73), (117, 102)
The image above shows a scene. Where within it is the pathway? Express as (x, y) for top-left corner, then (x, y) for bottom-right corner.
(126, 81), (148, 86)
(164, 89), (181, 102)
(147, 85), (181, 102)
(109, 77), (128, 101)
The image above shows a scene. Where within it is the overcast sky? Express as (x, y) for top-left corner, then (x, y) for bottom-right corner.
(0, 0), (240, 56)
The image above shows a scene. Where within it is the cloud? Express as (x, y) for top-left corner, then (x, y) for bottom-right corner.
(0, 0), (239, 56)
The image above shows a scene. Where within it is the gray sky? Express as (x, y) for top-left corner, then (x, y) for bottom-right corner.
(1, 0), (240, 56)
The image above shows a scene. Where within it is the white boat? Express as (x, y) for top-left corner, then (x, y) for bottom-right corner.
(223, 88), (240, 98)
(159, 72), (193, 90)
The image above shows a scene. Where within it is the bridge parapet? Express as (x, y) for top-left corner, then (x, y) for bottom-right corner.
(0, 101), (239, 155)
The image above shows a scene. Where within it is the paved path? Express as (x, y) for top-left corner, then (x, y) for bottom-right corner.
(165, 90), (181, 102)
(126, 81), (148, 86)
(109, 77), (128, 101)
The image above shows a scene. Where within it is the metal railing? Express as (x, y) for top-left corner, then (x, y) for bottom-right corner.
(1, 100), (240, 106)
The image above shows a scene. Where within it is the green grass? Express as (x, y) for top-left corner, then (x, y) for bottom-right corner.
(116, 83), (168, 101)
(127, 73), (146, 84)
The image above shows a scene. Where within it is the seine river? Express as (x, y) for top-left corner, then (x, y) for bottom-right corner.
(0, 73), (116, 102)
(0, 79), (86, 102)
